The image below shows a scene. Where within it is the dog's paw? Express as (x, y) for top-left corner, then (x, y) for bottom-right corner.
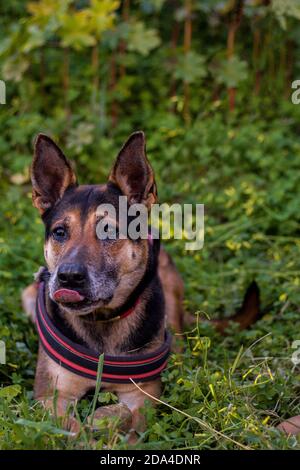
(88, 403), (132, 432)
(277, 415), (300, 435)
(62, 415), (83, 435)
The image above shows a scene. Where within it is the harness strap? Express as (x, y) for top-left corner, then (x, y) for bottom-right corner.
(36, 282), (171, 384)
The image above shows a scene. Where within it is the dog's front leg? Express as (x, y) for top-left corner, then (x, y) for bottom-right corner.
(87, 380), (161, 442)
(34, 346), (95, 433)
(40, 396), (82, 433)
(88, 403), (133, 432)
(117, 379), (162, 441)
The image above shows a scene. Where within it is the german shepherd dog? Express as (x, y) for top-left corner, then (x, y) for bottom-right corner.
(22, 131), (261, 439)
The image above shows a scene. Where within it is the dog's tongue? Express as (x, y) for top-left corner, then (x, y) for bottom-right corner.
(53, 289), (84, 303)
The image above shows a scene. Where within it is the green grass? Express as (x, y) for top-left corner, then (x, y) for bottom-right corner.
(1, 112), (300, 449)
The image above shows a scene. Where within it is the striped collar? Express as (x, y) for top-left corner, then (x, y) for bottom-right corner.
(35, 282), (171, 384)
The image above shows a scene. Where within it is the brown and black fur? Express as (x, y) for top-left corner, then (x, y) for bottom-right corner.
(22, 131), (185, 438)
(22, 131), (261, 439)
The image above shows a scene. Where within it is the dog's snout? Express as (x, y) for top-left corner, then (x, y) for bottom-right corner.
(57, 263), (87, 288)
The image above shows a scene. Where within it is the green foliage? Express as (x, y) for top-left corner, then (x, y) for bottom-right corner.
(174, 51), (207, 84)
(214, 55), (248, 88)
(0, 0), (300, 452)
(127, 21), (161, 56)
(271, 0), (300, 29)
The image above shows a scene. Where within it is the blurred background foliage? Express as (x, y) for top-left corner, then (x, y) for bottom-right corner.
(1, 0), (300, 449)
(1, 0), (300, 312)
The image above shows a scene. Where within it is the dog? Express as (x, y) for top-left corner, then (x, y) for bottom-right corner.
(22, 131), (261, 440)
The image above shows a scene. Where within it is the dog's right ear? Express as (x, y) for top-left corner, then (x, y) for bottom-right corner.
(109, 131), (157, 209)
(31, 134), (77, 214)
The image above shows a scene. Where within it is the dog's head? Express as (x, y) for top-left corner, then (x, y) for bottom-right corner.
(31, 132), (158, 316)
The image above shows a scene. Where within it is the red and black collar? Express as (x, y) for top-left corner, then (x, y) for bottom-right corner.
(35, 282), (171, 384)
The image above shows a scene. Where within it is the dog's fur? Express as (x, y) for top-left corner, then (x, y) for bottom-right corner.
(22, 131), (185, 436)
(22, 131), (262, 438)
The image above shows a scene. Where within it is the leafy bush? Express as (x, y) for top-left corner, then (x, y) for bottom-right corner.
(0, 0), (300, 450)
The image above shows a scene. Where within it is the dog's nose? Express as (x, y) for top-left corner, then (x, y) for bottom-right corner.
(57, 263), (88, 288)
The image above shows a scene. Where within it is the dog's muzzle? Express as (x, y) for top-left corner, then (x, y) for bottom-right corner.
(35, 282), (171, 384)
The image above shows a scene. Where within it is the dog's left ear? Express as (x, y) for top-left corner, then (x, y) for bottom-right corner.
(109, 131), (157, 209)
(31, 134), (77, 214)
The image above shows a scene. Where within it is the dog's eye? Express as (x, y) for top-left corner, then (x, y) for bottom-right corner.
(52, 226), (67, 241)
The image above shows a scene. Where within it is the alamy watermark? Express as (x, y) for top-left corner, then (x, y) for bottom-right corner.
(0, 80), (6, 105)
(0, 340), (5, 364)
(291, 340), (300, 365)
(95, 197), (204, 251)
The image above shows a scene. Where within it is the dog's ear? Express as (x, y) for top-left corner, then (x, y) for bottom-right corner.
(31, 134), (77, 214)
(109, 131), (157, 209)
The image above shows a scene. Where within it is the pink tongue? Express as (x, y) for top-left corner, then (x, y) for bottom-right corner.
(53, 289), (84, 303)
